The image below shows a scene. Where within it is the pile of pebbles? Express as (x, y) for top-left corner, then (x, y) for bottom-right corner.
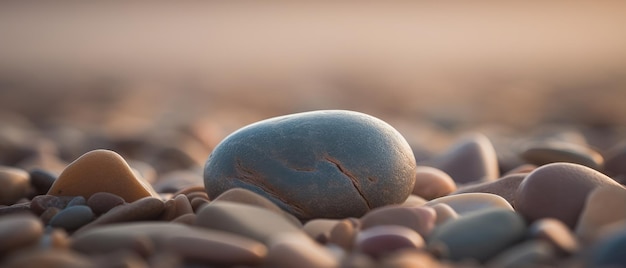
(1, 109), (626, 268)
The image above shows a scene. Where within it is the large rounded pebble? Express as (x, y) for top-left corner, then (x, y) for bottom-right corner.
(329, 218), (359, 250)
(355, 225), (425, 258)
(212, 188), (302, 227)
(589, 224), (626, 267)
(514, 162), (622, 228)
(303, 219), (340, 242)
(0, 166), (30, 205)
(49, 205), (95, 231)
(430, 203), (458, 226)
(1, 249), (94, 267)
(520, 140), (604, 170)
(486, 240), (555, 268)
(76, 197), (164, 233)
(87, 192), (126, 215)
(361, 205), (436, 238)
(30, 195), (74, 215)
(72, 222), (267, 265)
(204, 110), (417, 220)
(452, 173), (526, 207)
(426, 133), (499, 184)
(576, 185), (626, 242)
(412, 166), (456, 200)
(528, 218), (579, 256)
(265, 232), (338, 268)
(0, 214), (44, 254)
(29, 168), (57, 195)
(425, 193), (513, 215)
(195, 201), (302, 244)
(47, 149), (158, 202)
(428, 208), (526, 262)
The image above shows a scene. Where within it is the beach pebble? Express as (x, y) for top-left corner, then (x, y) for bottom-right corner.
(49, 205), (95, 231)
(430, 203), (459, 226)
(87, 192), (126, 215)
(204, 110), (417, 220)
(452, 173), (526, 207)
(30, 195), (74, 215)
(576, 185), (626, 242)
(361, 205), (436, 238)
(66, 196), (87, 207)
(425, 193), (513, 215)
(28, 168), (57, 195)
(486, 240), (555, 268)
(514, 162), (622, 228)
(589, 224), (626, 267)
(401, 195), (428, 207)
(212, 187), (302, 227)
(426, 133), (499, 184)
(411, 166), (456, 200)
(604, 142), (626, 179)
(1, 249), (94, 267)
(355, 225), (425, 258)
(303, 219), (340, 243)
(77, 197), (164, 233)
(520, 140), (604, 170)
(40, 207), (61, 225)
(428, 208), (526, 262)
(0, 166), (30, 205)
(195, 201), (302, 244)
(265, 232), (339, 268)
(528, 218), (579, 256)
(47, 149), (158, 202)
(0, 214), (44, 254)
(329, 218), (359, 250)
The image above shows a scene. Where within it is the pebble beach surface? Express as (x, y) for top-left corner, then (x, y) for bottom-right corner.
(2, 108), (626, 268)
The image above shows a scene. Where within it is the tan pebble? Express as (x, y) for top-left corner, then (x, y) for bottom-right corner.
(486, 240), (554, 268)
(412, 166), (456, 200)
(212, 188), (302, 227)
(265, 232), (338, 268)
(425, 193), (513, 215)
(172, 213), (197, 225)
(329, 218), (359, 250)
(355, 225), (425, 258)
(303, 219), (340, 243)
(152, 170), (203, 193)
(1, 248), (94, 267)
(401, 195), (428, 207)
(529, 218), (579, 256)
(195, 201), (302, 244)
(361, 205), (436, 238)
(452, 173), (526, 208)
(0, 166), (30, 205)
(47, 149), (158, 202)
(520, 140), (604, 170)
(76, 197), (164, 233)
(0, 214), (44, 254)
(515, 163), (622, 228)
(430, 203), (458, 226)
(426, 133), (499, 184)
(379, 249), (443, 268)
(191, 197), (210, 212)
(576, 185), (626, 242)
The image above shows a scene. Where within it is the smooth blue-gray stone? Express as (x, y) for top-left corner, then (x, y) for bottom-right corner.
(591, 226), (626, 267)
(204, 110), (417, 220)
(49, 205), (94, 231)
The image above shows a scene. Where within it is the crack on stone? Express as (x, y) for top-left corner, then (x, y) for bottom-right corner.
(323, 155), (372, 210)
(234, 158), (308, 218)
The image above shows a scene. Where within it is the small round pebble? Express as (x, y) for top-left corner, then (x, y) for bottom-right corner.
(452, 173), (526, 207)
(360, 205), (436, 238)
(49, 205), (95, 231)
(411, 166), (457, 200)
(265, 232), (339, 268)
(77, 197), (165, 233)
(204, 110), (417, 220)
(87, 192), (126, 215)
(28, 168), (57, 195)
(430, 203), (458, 226)
(528, 218), (579, 256)
(514, 162), (622, 228)
(355, 225), (425, 258)
(0, 166), (30, 205)
(425, 193), (513, 215)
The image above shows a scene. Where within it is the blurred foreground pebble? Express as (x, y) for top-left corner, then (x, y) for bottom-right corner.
(0, 109), (626, 267)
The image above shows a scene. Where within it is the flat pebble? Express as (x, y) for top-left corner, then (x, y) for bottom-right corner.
(1, 249), (94, 267)
(360, 205), (436, 238)
(49, 205), (95, 231)
(452, 173), (526, 207)
(195, 201), (302, 244)
(212, 187), (302, 227)
(411, 166), (456, 200)
(265, 232), (339, 268)
(425, 133), (499, 184)
(428, 208), (526, 262)
(520, 140), (604, 170)
(355, 225), (425, 258)
(0, 214), (44, 254)
(400, 195), (427, 207)
(28, 168), (57, 195)
(528, 218), (579, 256)
(87, 192), (126, 215)
(204, 110), (417, 220)
(425, 193), (513, 215)
(0, 203), (32, 217)
(576, 185), (626, 242)
(486, 240), (555, 268)
(430, 203), (459, 226)
(514, 162), (622, 228)
(0, 166), (30, 205)
(47, 149), (159, 202)
(76, 197), (164, 233)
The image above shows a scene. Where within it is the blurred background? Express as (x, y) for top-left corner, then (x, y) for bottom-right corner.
(1, 1), (626, 169)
